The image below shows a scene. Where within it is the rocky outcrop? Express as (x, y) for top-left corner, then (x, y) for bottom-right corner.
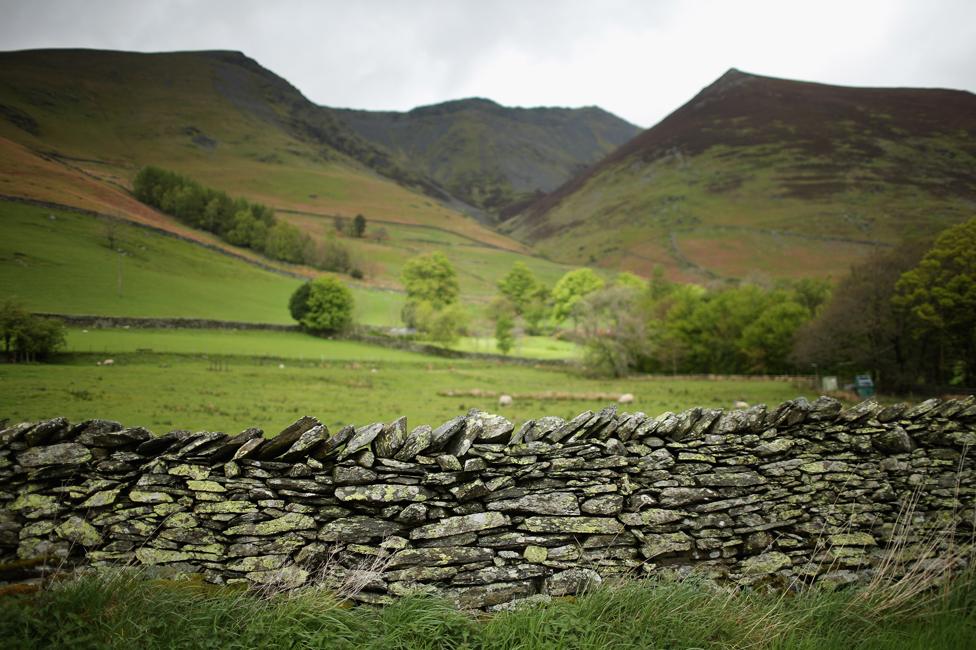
(1, 396), (974, 609)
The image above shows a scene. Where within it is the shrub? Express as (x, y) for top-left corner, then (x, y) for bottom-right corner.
(299, 276), (354, 334)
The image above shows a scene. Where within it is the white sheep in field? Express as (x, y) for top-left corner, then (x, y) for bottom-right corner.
(498, 394), (513, 407)
(617, 393), (634, 404)
(97, 359), (114, 366)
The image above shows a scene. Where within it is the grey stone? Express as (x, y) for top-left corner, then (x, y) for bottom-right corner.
(24, 417), (72, 446)
(333, 465), (379, 485)
(546, 568), (602, 596)
(314, 425), (355, 459)
(335, 484), (431, 503)
(521, 516), (625, 534)
(18, 443), (91, 467)
(659, 487), (718, 507)
(410, 512), (510, 540)
(455, 581), (536, 609)
(395, 425), (433, 461)
(341, 422), (385, 459)
(873, 426), (914, 454)
(389, 546), (494, 567)
(259, 416), (321, 459)
(581, 495), (624, 515)
(374, 417), (408, 458)
(429, 416), (466, 450)
(281, 424), (330, 461)
(488, 492), (580, 516)
(319, 517), (403, 542)
(226, 513), (315, 536)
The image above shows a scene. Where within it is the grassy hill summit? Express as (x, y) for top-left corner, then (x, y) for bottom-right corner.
(503, 68), (976, 281)
(335, 98), (640, 217)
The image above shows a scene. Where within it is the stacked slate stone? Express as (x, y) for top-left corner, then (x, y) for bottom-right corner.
(1, 395), (974, 609)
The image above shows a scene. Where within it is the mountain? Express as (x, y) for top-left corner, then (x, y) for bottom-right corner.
(0, 48), (521, 249)
(0, 49), (593, 310)
(335, 98), (640, 217)
(503, 69), (976, 280)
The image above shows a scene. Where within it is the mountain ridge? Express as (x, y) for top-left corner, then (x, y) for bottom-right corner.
(335, 97), (640, 215)
(504, 68), (976, 280)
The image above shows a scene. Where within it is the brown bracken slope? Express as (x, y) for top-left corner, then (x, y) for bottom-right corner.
(505, 69), (976, 280)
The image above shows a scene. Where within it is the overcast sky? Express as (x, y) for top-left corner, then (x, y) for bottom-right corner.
(2, 0), (974, 127)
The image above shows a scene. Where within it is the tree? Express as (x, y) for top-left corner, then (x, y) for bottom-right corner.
(353, 214), (367, 238)
(488, 297), (518, 354)
(1, 300), (65, 362)
(740, 300), (810, 373)
(498, 263), (540, 312)
(498, 262), (550, 334)
(288, 282), (312, 323)
(576, 285), (649, 377)
(299, 276), (354, 334)
(892, 218), (976, 385)
(400, 252), (459, 310)
(792, 240), (930, 390)
(264, 222), (310, 264)
(551, 268), (605, 323)
(424, 303), (469, 345)
(495, 313), (515, 354)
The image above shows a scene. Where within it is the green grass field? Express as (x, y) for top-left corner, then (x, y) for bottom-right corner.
(64, 328), (581, 362)
(445, 335), (582, 359)
(2, 328), (819, 434)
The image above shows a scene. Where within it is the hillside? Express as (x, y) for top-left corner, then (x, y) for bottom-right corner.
(0, 48), (525, 252)
(504, 69), (976, 280)
(336, 98), (640, 216)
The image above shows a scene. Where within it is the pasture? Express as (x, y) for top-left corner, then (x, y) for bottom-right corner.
(2, 327), (819, 435)
(0, 201), (403, 325)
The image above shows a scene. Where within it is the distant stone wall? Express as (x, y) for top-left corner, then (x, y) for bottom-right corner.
(1, 396), (974, 609)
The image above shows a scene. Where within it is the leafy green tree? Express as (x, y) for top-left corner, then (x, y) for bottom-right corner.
(401, 252), (459, 310)
(892, 218), (976, 384)
(288, 282), (312, 323)
(488, 297), (518, 354)
(551, 268), (605, 323)
(786, 277), (832, 315)
(495, 313), (515, 354)
(740, 300), (810, 373)
(299, 276), (354, 334)
(498, 263), (539, 312)
(425, 303), (469, 345)
(498, 262), (550, 334)
(265, 222), (310, 264)
(353, 214), (367, 238)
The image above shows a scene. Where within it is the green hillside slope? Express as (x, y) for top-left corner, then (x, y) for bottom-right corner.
(504, 69), (976, 280)
(336, 98), (640, 215)
(0, 200), (405, 325)
(0, 48), (521, 250)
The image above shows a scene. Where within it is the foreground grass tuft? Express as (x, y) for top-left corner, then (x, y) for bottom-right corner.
(1, 572), (974, 649)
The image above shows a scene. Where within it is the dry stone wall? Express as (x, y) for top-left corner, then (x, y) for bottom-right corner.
(2, 395), (975, 609)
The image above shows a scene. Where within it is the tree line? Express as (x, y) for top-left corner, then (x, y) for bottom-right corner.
(794, 217), (975, 392)
(281, 217), (974, 392)
(133, 167), (359, 276)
